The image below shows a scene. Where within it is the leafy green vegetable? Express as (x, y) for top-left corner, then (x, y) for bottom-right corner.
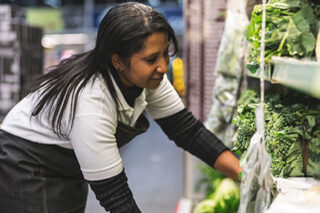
(209, 178), (240, 202)
(193, 200), (217, 213)
(246, 0), (319, 73)
(233, 89), (320, 179)
(213, 193), (239, 213)
(193, 178), (240, 213)
(195, 164), (226, 197)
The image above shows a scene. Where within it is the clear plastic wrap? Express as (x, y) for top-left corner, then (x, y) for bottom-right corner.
(215, 0), (249, 77)
(204, 0), (249, 147)
(238, 0), (274, 212)
(238, 105), (273, 213)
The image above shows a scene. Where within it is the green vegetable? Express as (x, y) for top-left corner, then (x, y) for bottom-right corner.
(238, 171), (242, 181)
(195, 164), (226, 197)
(246, 0), (319, 73)
(209, 178), (240, 207)
(193, 178), (240, 213)
(193, 200), (217, 213)
(233, 89), (320, 179)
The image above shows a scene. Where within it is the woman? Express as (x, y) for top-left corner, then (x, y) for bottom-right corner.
(0, 2), (241, 213)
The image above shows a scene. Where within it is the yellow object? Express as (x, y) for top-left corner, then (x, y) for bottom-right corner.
(172, 57), (186, 96)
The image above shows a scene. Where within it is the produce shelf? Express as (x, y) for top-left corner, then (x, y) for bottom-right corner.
(266, 177), (320, 213)
(247, 57), (320, 100)
(246, 65), (272, 81)
(271, 57), (320, 99)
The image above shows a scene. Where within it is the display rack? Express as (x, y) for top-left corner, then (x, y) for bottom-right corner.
(246, 57), (320, 212)
(271, 57), (320, 99)
(246, 64), (272, 81)
(247, 56), (320, 100)
(221, 0), (320, 211)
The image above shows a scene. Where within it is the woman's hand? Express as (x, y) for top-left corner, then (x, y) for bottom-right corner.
(213, 150), (242, 182)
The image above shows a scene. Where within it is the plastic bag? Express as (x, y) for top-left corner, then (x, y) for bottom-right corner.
(215, 0), (249, 77)
(238, 104), (273, 213)
(204, 75), (238, 148)
(204, 0), (249, 147)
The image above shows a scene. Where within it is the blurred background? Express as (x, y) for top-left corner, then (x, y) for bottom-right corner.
(0, 0), (229, 212)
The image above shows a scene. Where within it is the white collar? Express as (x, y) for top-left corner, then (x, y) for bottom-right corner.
(107, 72), (147, 112)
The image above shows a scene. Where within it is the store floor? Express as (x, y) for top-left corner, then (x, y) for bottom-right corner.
(85, 114), (184, 213)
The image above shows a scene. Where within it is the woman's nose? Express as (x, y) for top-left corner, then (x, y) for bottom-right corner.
(156, 64), (168, 74)
(157, 58), (169, 74)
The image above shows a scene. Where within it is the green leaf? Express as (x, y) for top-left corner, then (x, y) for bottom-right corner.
(300, 33), (317, 56)
(306, 115), (316, 129)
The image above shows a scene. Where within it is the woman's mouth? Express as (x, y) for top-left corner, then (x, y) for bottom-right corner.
(150, 77), (163, 81)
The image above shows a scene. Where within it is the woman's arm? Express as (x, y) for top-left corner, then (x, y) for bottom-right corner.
(155, 108), (241, 182)
(88, 169), (141, 213)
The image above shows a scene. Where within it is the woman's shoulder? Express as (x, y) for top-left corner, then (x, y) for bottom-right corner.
(81, 74), (110, 96)
(77, 74), (116, 107)
(74, 74), (117, 118)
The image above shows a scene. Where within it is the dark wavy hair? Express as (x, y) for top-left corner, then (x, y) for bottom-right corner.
(30, 2), (178, 138)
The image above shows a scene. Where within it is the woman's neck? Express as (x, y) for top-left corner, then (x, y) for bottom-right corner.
(110, 71), (143, 107)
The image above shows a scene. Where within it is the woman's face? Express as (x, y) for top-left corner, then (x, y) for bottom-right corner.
(117, 32), (170, 89)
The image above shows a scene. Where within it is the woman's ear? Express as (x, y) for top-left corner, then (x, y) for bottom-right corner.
(111, 54), (124, 71)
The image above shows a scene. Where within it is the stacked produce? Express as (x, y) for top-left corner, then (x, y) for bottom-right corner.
(246, 0), (320, 73)
(233, 89), (320, 179)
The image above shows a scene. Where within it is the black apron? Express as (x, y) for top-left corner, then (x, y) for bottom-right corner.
(115, 113), (150, 148)
(0, 113), (149, 213)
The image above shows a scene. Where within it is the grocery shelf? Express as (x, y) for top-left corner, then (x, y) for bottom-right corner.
(247, 57), (320, 100)
(271, 57), (320, 99)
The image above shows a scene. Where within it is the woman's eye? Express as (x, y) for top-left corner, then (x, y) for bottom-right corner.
(146, 58), (157, 63)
